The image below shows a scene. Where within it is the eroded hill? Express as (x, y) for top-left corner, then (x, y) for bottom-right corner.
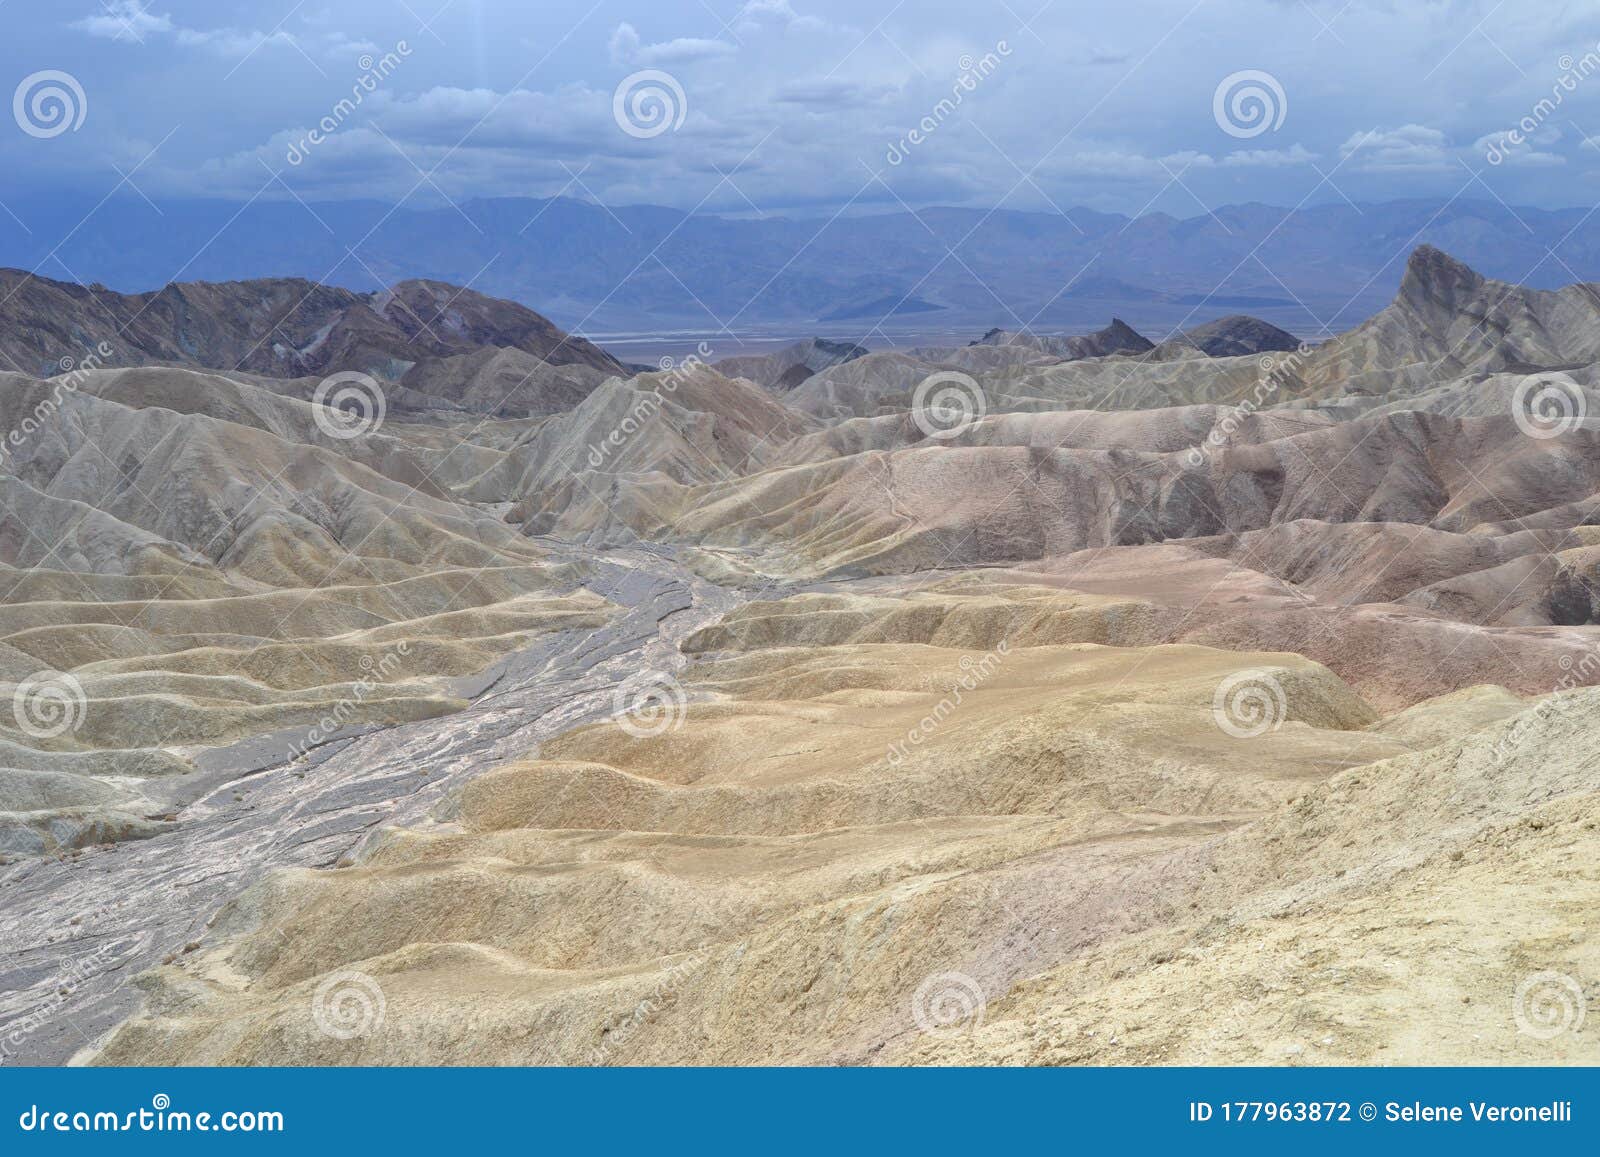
(0, 246), (1596, 1067)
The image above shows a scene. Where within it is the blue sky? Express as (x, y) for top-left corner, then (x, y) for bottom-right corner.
(6, 0), (1600, 218)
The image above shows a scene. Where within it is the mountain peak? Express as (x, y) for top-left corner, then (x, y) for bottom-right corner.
(1157, 314), (1299, 358)
(1400, 245), (1485, 307)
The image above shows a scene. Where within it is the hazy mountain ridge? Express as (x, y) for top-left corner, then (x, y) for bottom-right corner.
(5, 195), (1600, 336)
(0, 267), (622, 385)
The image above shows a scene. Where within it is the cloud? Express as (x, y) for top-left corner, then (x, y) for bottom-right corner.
(1220, 143), (1318, 167)
(608, 23), (737, 67)
(1045, 149), (1192, 180)
(69, 0), (171, 40)
(70, 2), (376, 62)
(1473, 130), (1565, 167)
(735, 0), (829, 34)
(44, 0), (1600, 217)
(775, 78), (895, 107)
(175, 27), (294, 55)
(1039, 144), (1315, 181)
(1339, 125), (1453, 172)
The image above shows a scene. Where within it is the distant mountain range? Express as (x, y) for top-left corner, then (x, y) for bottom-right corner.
(3, 194), (1599, 341)
(0, 269), (620, 382)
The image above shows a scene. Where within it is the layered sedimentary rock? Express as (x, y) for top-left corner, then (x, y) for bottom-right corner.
(1, 247), (1596, 1068)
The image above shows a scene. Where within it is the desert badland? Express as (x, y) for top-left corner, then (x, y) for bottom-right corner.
(0, 240), (1593, 1067)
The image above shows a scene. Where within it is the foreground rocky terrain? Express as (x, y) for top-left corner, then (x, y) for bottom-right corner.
(1, 246), (1596, 1066)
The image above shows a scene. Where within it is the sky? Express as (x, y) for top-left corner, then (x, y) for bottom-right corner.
(5, 0), (1600, 220)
